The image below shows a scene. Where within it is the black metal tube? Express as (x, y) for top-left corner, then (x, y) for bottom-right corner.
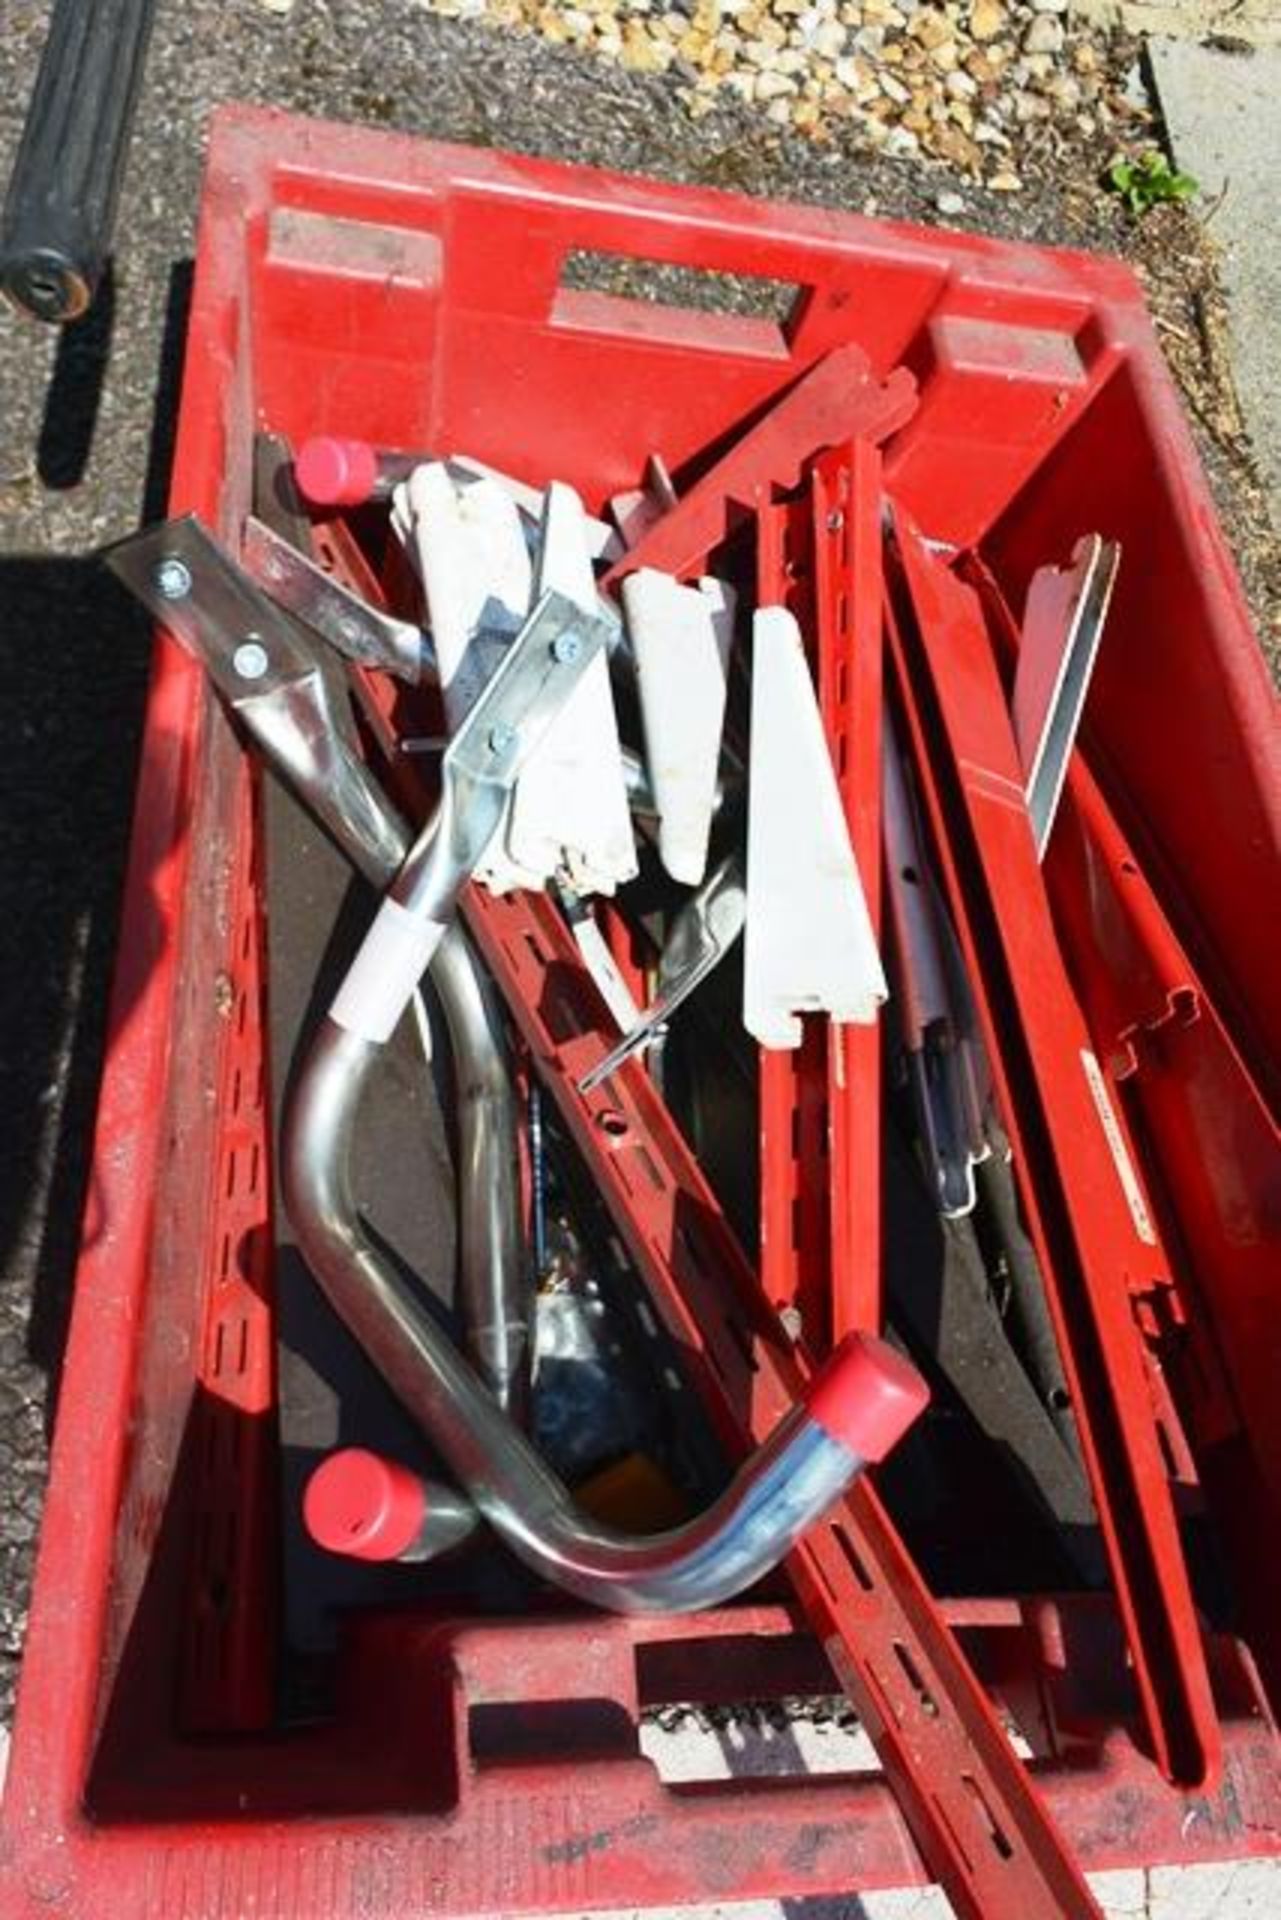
(1, 0), (159, 320)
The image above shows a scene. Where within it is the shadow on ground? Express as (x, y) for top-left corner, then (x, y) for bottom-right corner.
(0, 259), (191, 1439)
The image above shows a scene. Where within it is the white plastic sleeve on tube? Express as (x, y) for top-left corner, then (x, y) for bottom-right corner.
(330, 898), (449, 1046)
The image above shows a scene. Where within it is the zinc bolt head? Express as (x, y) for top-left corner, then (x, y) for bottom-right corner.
(233, 639), (270, 681)
(154, 557), (192, 600)
(551, 630), (582, 666)
(488, 722), (518, 756)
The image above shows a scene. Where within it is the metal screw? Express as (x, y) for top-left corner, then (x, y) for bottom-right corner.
(488, 722), (518, 756)
(827, 511), (844, 533)
(154, 557), (192, 600)
(338, 615), (361, 645)
(551, 630), (582, 665)
(233, 639), (270, 681)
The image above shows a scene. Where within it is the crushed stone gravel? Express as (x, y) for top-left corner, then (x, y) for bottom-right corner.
(411, 0), (1141, 186)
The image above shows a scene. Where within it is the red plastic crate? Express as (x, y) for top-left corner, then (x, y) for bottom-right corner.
(2, 106), (1279, 1918)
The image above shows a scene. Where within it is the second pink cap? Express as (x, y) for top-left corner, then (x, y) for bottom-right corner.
(303, 1448), (426, 1562)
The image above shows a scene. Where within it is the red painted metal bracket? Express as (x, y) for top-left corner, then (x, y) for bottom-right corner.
(753, 447), (885, 1349)
(602, 344), (916, 587)
(884, 510), (1220, 1792)
(962, 550), (1281, 1716)
(178, 769), (278, 1733)
(755, 489), (832, 1347)
(813, 440), (885, 1339)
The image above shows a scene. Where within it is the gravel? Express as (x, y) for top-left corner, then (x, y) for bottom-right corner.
(414, 0), (1129, 177)
(0, 0), (1275, 1729)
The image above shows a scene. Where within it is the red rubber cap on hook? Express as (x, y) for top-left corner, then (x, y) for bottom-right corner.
(304, 1448), (426, 1562)
(804, 1332), (930, 1463)
(295, 435), (381, 508)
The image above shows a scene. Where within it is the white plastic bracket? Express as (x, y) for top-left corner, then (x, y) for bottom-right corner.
(743, 607), (887, 1050)
(504, 482), (637, 894)
(397, 463), (531, 725)
(451, 457), (622, 564)
(397, 463), (547, 891)
(623, 567), (735, 887)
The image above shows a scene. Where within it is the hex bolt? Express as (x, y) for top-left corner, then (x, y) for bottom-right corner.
(551, 630), (582, 665)
(488, 722), (518, 756)
(233, 639), (270, 681)
(153, 557), (192, 600)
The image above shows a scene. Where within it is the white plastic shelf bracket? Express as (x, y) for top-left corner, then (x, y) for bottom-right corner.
(623, 567), (735, 888)
(743, 606), (887, 1049)
(505, 482), (637, 895)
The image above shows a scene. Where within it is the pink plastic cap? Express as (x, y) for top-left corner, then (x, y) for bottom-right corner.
(294, 435), (381, 507)
(303, 1448), (426, 1562)
(804, 1332), (930, 1463)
